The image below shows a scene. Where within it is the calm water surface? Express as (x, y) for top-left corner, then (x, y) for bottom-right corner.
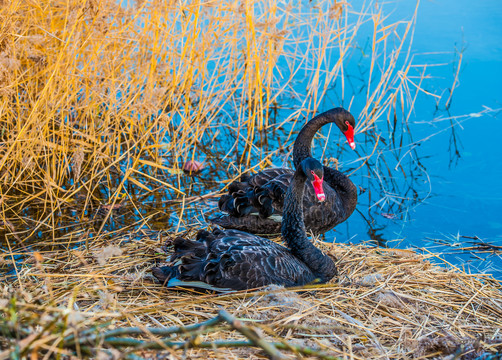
(334, 0), (502, 277)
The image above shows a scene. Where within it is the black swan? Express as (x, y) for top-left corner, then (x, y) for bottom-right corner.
(211, 107), (358, 235)
(152, 158), (337, 291)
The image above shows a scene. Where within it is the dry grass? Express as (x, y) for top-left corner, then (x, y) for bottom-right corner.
(1, 229), (501, 359)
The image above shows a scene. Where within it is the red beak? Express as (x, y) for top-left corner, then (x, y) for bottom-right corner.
(343, 122), (356, 150)
(312, 173), (325, 202)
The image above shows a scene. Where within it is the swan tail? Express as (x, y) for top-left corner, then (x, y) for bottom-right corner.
(170, 237), (207, 262)
(169, 232), (222, 282)
(155, 237), (210, 286)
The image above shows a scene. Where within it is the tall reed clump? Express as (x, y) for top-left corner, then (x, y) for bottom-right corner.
(0, 0), (453, 241)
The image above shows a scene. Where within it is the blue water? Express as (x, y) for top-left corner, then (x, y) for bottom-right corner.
(332, 0), (502, 277)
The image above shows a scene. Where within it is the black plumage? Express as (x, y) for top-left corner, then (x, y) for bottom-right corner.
(211, 107), (358, 235)
(152, 158), (337, 291)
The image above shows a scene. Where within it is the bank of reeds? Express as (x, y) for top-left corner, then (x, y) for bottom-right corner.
(1, 228), (501, 358)
(0, 0), (456, 240)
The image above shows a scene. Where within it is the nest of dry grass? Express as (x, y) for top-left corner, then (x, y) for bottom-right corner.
(1, 228), (501, 359)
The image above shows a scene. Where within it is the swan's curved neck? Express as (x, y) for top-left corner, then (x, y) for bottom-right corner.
(281, 163), (337, 281)
(324, 166), (358, 218)
(293, 108), (344, 169)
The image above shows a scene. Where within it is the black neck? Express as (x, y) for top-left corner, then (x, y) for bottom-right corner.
(324, 166), (358, 219)
(293, 108), (346, 169)
(281, 163), (337, 281)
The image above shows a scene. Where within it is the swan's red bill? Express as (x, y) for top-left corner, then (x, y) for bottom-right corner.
(343, 122), (356, 150)
(312, 173), (325, 202)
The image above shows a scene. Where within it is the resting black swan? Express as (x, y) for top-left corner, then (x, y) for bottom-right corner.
(152, 158), (337, 291)
(211, 107), (358, 235)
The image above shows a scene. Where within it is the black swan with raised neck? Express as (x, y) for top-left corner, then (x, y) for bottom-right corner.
(152, 158), (337, 291)
(211, 107), (358, 235)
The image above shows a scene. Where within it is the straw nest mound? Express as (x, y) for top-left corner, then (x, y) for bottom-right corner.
(1, 229), (501, 359)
